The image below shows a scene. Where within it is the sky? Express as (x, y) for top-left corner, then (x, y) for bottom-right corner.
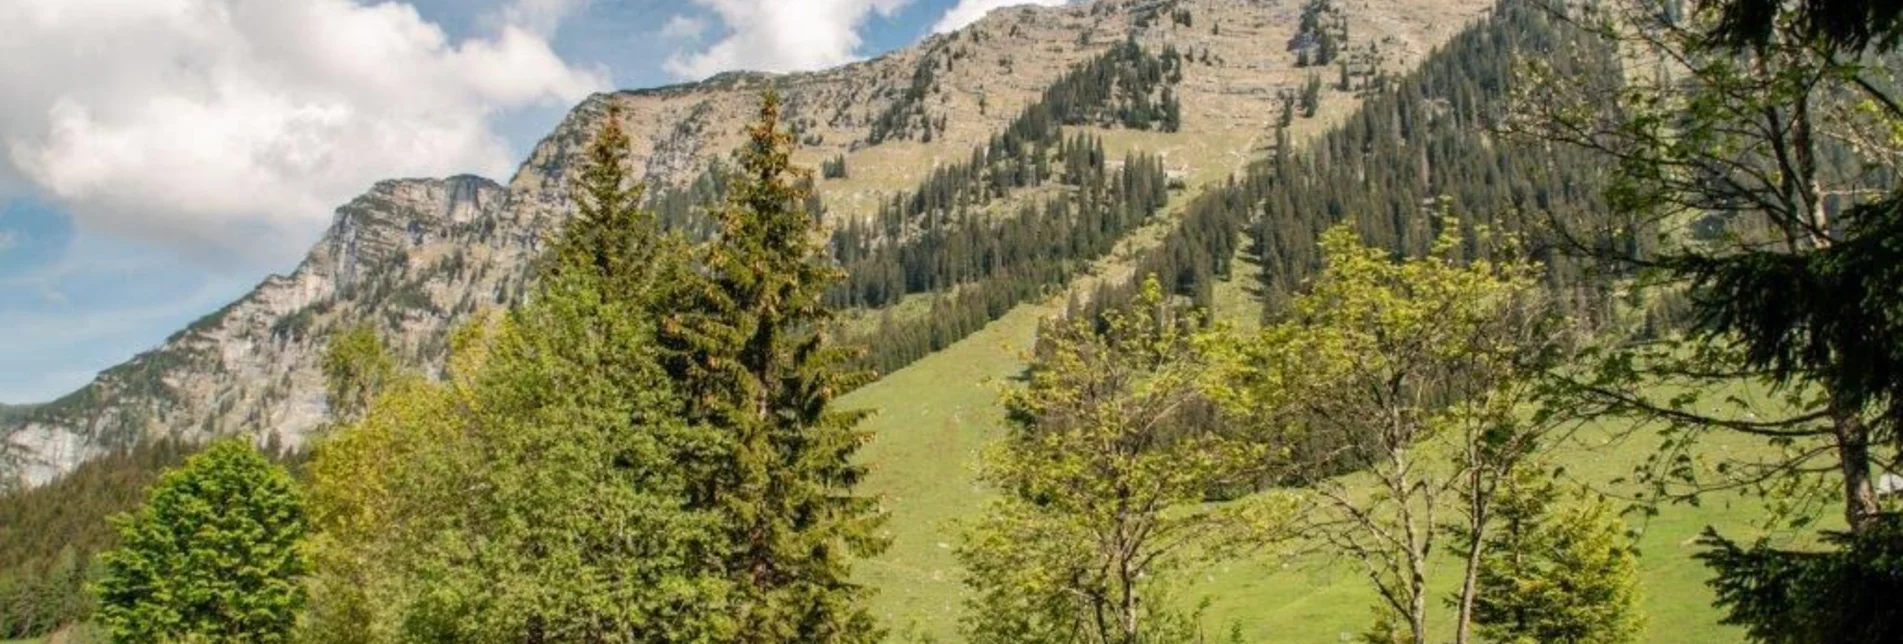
(0, 0), (1070, 404)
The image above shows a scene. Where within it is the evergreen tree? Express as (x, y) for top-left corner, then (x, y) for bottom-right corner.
(305, 107), (729, 642)
(1519, 0), (1903, 538)
(1300, 73), (1323, 117)
(96, 440), (307, 643)
(1697, 519), (1903, 644)
(0, 439), (195, 640)
(1472, 468), (1644, 644)
(662, 91), (888, 642)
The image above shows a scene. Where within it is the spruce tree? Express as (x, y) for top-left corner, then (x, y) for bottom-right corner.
(1473, 469), (1643, 644)
(304, 107), (729, 642)
(662, 90), (888, 642)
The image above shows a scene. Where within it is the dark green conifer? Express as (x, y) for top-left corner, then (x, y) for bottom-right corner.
(663, 91), (888, 642)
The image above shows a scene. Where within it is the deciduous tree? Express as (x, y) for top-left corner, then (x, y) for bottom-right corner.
(1233, 223), (1562, 644)
(961, 276), (1290, 644)
(96, 439), (307, 643)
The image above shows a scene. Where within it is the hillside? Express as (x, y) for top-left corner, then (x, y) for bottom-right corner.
(4, 0), (1866, 641)
(841, 263), (1771, 641)
(0, 0), (1493, 488)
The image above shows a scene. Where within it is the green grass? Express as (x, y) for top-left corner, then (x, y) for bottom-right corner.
(842, 296), (1054, 639)
(1183, 422), (1771, 643)
(847, 290), (1782, 642)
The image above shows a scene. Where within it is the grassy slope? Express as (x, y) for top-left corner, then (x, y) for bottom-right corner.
(850, 273), (1772, 642)
(843, 295), (1052, 639)
(1186, 423), (1766, 643)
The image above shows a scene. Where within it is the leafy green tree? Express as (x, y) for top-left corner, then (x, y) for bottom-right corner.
(320, 323), (397, 424)
(1471, 467), (1644, 644)
(95, 439), (307, 643)
(304, 106), (729, 642)
(659, 90), (888, 641)
(1233, 223), (1557, 644)
(960, 276), (1289, 644)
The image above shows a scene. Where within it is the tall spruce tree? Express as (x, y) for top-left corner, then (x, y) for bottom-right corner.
(661, 91), (888, 642)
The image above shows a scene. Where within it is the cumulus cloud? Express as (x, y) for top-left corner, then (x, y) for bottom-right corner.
(931, 0), (1070, 34)
(0, 0), (606, 264)
(664, 0), (912, 80)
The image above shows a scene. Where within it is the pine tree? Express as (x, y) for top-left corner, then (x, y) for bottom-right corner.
(1472, 469), (1644, 644)
(662, 91), (888, 642)
(96, 440), (307, 643)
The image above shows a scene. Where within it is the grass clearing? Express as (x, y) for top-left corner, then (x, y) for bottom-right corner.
(848, 284), (1786, 642)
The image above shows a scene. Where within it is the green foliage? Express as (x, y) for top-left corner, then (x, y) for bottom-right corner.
(1697, 518), (1903, 644)
(1672, 196), (1903, 452)
(1299, 73), (1322, 117)
(319, 323), (397, 425)
(821, 153), (849, 179)
(0, 545), (92, 640)
(1514, 0), (1903, 541)
(659, 91), (887, 641)
(1471, 468), (1644, 644)
(1228, 223), (1550, 644)
(95, 440), (307, 643)
(304, 105), (729, 643)
(960, 277), (1288, 644)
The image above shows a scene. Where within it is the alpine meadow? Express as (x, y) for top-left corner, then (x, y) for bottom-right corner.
(4, 0), (1903, 642)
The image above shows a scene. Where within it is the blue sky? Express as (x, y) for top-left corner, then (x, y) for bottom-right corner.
(0, 0), (1066, 403)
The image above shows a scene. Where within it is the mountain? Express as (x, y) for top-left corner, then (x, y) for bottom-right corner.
(0, 0), (1493, 487)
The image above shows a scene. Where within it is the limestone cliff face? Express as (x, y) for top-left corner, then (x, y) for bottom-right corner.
(0, 0), (1492, 487)
(3, 176), (508, 486)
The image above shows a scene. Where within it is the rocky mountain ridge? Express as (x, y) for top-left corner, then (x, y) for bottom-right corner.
(1, 0), (1492, 488)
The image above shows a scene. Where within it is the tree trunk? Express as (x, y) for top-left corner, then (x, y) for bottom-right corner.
(1408, 548), (1430, 644)
(1454, 475), (1486, 644)
(1831, 402), (1880, 533)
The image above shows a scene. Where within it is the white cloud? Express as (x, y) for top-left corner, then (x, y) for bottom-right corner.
(487, 0), (591, 37)
(931, 0), (1069, 34)
(0, 230), (15, 253)
(661, 14), (709, 42)
(664, 0), (912, 80)
(0, 0), (607, 265)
